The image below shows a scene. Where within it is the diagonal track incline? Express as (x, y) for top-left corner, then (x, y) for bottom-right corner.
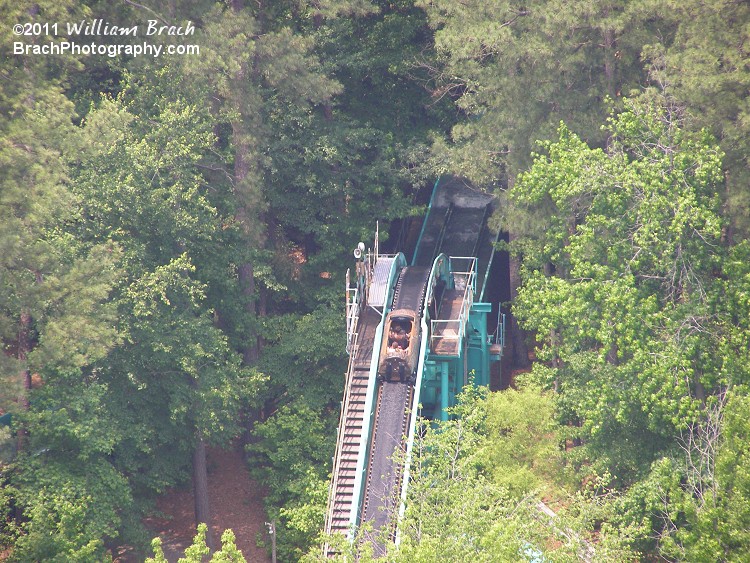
(325, 307), (381, 539)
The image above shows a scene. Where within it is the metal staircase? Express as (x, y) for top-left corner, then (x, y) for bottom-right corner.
(325, 307), (380, 539)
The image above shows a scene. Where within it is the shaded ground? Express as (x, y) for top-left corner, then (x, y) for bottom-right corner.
(118, 444), (271, 562)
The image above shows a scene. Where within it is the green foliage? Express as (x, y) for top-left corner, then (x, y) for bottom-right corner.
(483, 383), (563, 496)
(9, 368), (136, 561)
(317, 0), (454, 140)
(509, 94), (750, 559)
(716, 241), (750, 390)
(258, 1), (443, 283)
(0, 0), (122, 419)
(0, 466), (18, 550)
(4, 49), (261, 558)
(392, 386), (582, 562)
(4, 0), (749, 560)
(247, 401), (336, 561)
(0, 3), (132, 558)
(419, 0), (666, 183)
(397, 389), (523, 561)
(627, 389), (750, 560)
(648, 0), (750, 237)
(260, 303), (348, 410)
(279, 471), (330, 552)
(513, 95), (727, 477)
(11, 478), (123, 562)
(71, 81), (260, 465)
(147, 523), (246, 563)
(712, 390), (750, 557)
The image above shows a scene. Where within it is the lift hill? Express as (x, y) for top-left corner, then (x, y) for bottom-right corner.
(324, 177), (506, 556)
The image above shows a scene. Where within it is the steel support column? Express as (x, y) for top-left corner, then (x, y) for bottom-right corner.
(440, 362), (449, 421)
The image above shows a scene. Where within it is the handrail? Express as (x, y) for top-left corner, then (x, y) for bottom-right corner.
(421, 253), (450, 319)
(428, 204), (453, 266)
(470, 204), (490, 261)
(374, 220), (379, 262)
(346, 286), (359, 355)
(430, 257), (476, 353)
(493, 311), (506, 347)
(395, 250), (450, 544)
(479, 228), (503, 303)
(395, 308), (429, 545)
(324, 248), (373, 544)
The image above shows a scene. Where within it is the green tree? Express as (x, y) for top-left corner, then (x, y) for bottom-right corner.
(1, 2), (127, 558)
(628, 244), (750, 559)
(0, 0), (119, 443)
(647, 0), (750, 239)
(187, 1), (345, 365)
(418, 0), (666, 183)
(507, 94), (750, 558)
(247, 400), (336, 561)
(259, 302), (348, 411)
(512, 94), (726, 477)
(383, 386), (587, 561)
(483, 384), (563, 496)
(147, 523), (246, 563)
(66, 75), (262, 551)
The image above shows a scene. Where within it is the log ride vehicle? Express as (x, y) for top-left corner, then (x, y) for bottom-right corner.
(377, 309), (420, 384)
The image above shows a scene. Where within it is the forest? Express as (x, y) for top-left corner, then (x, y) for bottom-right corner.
(1, 0), (749, 561)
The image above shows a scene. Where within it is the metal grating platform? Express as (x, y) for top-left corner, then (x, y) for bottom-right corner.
(431, 289), (464, 356)
(368, 257), (396, 308)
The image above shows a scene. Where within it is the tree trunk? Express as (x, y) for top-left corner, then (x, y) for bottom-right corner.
(238, 261), (260, 364)
(192, 435), (216, 552)
(603, 26), (616, 98)
(231, 101), (262, 367)
(228, 0), (265, 365)
(606, 341), (619, 365)
(16, 310), (32, 452)
(693, 372), (707, 405)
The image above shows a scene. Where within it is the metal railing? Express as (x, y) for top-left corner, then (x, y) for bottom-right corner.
(430, 257), (476, 353)
(345, 272), (360, 355)
(396, 282), (432, 546)
(493, 311), (506, 348)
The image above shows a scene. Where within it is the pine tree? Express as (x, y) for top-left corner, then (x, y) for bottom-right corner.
(649, 0), (750, 239)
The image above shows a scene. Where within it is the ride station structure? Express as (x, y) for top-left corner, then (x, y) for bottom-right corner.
(324, 177), (506, 556)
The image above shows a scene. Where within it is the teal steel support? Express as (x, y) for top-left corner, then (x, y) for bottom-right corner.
(467, 343), (481, 386)
(440, 362), (449, 421)
(467, 302), (492, 386)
